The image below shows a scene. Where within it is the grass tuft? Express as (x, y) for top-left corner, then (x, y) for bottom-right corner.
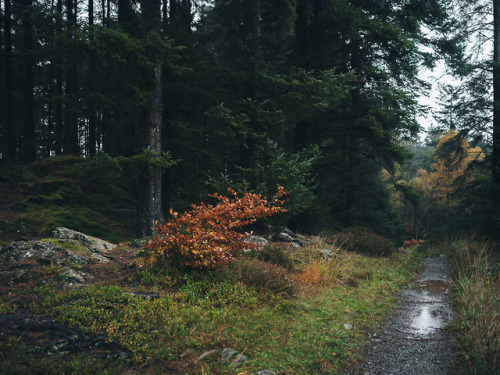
(448, 239), (499, 375)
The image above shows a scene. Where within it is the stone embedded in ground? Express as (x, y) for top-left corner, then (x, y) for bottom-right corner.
(278, 232), (294, 242)
(232, 353), (249, 365)
(245, 235), (269, 247)
(318, 249), (337, 260)
(196, 349), (218, 362)
(218, 348), (249, 366)
(0, 314), (130, 360)
(1, 240), (88, 266)
(61, 266), (93, 284)
(180, 348), (195, 358)
(344, 323), (353, 330)
(53, 227), (117, 253)
(220, 348), (238, 364)
(91, 252), (111, 263)
(254, 370), (277, 375)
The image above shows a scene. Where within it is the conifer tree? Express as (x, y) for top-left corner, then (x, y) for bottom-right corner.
(137, 0), (165, 237)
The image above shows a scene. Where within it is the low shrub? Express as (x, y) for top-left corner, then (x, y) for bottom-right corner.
(255, 244), (295, 271)
(337, 226), (396, 257)
(225, 258), (296, 297)
(146, 188), (287, 270)
(403, 239), (425, 248)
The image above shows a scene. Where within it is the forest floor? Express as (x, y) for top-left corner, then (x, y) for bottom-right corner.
(0, 227), (428, 374)
(354, 257), (457, 375)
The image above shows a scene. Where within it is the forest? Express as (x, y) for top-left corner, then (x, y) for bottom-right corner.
(0, 1), (499, 374)
(0, 0), (498, 242)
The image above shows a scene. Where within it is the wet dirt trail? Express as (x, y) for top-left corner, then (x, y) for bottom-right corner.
(354, 257), (457, 375)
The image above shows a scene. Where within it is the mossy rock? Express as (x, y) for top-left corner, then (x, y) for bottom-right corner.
(24, 209), (123, 243)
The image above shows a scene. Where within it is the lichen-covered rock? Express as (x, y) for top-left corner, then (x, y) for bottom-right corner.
(53, 227), (117, 253)
(219, 348), (238, 364)
(278, 232), (294, 242)
(1, 240), (88, 265)
(245, 235), (269, 247)
(196, 349), (219, 362)
(219, 348), (249, 366)
(61, 266), (93, 284)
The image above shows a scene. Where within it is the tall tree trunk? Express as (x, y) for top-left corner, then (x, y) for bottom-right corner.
(239, 0), (261, 169)
(0, 0), (4, 160)
(54, 0), (63, 154)
(162, 0), (167, 32)
(22, 0), (36, 163)
(118, 0), (139, 35)
(3, 0), (15, 161)
(107, 0), (111, 24)
(493, 0), (500, 184)
(63, 0), (79, 155)
(137, 0), (164, 237)
(88, 0), (96, 157)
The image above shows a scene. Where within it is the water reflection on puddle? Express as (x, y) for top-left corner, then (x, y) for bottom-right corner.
(414, 280), (450, 296)
(410, 304), (446, 335)
(408, 279), (451, 336)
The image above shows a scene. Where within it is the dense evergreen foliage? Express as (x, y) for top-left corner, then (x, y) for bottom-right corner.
(2, 0), (497, 243)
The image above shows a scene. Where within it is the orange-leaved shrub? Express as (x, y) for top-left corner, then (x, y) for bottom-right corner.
(145, 188), (287, 270)
(337, 226), (396, 257)
(403, 239), (425, 248)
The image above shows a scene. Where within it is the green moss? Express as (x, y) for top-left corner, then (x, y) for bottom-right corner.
(23, 208), (123, 243)
(0, 298), (16, 314)
(0, 155), (139, 242)
(40, 238), (90, 255)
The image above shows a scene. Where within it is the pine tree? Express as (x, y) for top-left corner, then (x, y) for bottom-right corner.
(137, 0), (165, 236)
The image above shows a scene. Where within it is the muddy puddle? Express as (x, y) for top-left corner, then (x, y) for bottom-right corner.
(414, 279), (450, 296)
(409, 302), (449, 336)
(401, 279), (453, 337)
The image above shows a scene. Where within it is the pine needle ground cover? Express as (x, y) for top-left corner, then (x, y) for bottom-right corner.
(0, 238), (421, 375)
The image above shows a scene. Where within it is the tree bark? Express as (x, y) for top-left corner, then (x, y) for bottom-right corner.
(137, 0), (164, 237)
(22, 0), (36, 163)
(3, 0), (15, 161)
(0, 1), (4, 160)
(63, 0), (79, 155)
(54, 0), (63, 155)
(493, 0), (500, 184)
(88, 0), (97, 157)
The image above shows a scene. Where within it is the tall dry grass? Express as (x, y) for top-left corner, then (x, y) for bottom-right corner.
(451, 240), (499, 374)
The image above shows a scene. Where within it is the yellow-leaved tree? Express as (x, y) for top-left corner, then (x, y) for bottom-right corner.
(426, 130), (484, 207)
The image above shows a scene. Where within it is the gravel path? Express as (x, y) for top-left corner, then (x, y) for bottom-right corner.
(354, 257), (457, 375)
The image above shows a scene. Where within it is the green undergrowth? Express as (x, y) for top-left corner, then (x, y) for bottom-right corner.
(0, 342), (127, 375)
(0, 155), (136, 242)
(4, 241), (422, 375)
(423, 239), (499, 375)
